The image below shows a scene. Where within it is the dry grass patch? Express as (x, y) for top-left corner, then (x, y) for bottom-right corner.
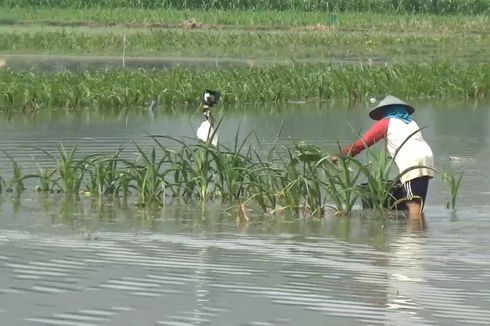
(300, 24), (335, 32)
(180, 19), (215, 30)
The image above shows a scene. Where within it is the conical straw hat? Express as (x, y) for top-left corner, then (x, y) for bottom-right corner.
(369, 95), (415, 120)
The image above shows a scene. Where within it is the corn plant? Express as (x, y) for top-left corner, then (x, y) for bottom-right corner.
(276, 147), (303, 214)
(293, 141), (363, 215)
(2, 151), (26, 193)
(246, 153), (280, 213)
(315, 147), (361, 215)
(151, 136), (214, 201)
(121, 143), (168, 206)
(208, 129), (254, 201)
(85, 147), (125, 197)
(145, 135), (181, 198)
(441, 170), (464, 210)
(347, 149), (397, 211)
(294, 143), (327, 216)
(32, 164), (58, 192)
(32, 144), (97, 193)
(1, 63), (488, 111)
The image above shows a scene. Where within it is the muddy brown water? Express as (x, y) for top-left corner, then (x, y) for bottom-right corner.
(1, 101), (490, 325)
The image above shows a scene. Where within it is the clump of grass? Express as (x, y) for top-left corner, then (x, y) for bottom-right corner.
(85, 148), (126, 198)
(2, 151), (26, 193)
(122, 144), (169, 207)
(441, 170), (463, 210)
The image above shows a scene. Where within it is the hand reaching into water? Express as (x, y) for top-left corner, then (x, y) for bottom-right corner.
(329, 155), (339, 164)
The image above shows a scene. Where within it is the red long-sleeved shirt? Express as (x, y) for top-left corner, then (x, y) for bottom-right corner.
(342, 118), (389, 156)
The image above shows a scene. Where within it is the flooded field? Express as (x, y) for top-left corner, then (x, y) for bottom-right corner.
(1, 101), (490, 325)
(1, 54), (387, 72)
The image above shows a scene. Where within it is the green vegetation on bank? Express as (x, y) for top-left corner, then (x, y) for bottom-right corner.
(1, 8), (488, 29)
(1, 25), (488, 64)
(0, 63), (487, 110)
(1, 0), (488, 15)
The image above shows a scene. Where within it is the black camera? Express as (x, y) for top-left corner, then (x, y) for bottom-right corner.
(202, 90), (220, 107)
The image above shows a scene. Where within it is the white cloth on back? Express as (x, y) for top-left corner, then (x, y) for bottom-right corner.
(387, 119), (434, 183)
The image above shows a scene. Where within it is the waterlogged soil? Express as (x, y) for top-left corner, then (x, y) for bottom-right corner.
(1, 102), (490, 325)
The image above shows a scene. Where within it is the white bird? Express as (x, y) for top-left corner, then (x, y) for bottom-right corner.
(147, 99), (158, 119)
(196, 90), (220, 146)
(196, 107), (219, 146)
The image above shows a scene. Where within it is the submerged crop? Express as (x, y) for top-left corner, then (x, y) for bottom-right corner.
(1, 136), (462, 218)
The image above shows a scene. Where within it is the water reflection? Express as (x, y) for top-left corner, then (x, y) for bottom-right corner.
(0, 193), (435, 248)
(1, 194), (490, 325)
(1, 102), (490, 324)
(407, 216), (427, 234)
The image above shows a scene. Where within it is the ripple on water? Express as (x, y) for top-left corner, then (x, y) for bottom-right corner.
(0, 214), (490, 326)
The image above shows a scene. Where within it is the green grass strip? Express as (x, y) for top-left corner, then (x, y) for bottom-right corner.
(0, 27), (488, 63)
(1, 8), (488, 29)
(1, 0), (488, 15)
(0, 63), (488, 110)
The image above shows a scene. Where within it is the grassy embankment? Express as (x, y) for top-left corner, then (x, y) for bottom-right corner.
(0, 64), (487, 110)
(0, 7), (488, 109)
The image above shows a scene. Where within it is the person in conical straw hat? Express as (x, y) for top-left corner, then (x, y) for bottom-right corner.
(341, 95), (434, 219)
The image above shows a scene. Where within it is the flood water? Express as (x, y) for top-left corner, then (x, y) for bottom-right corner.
(1, 100), (490, 325)
(2, 53), (386, 72)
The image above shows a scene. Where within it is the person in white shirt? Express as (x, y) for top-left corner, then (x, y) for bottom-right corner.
(342, 95), (434, 219)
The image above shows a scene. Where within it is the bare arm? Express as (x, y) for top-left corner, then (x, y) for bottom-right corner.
(342, 118), (389, 156)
